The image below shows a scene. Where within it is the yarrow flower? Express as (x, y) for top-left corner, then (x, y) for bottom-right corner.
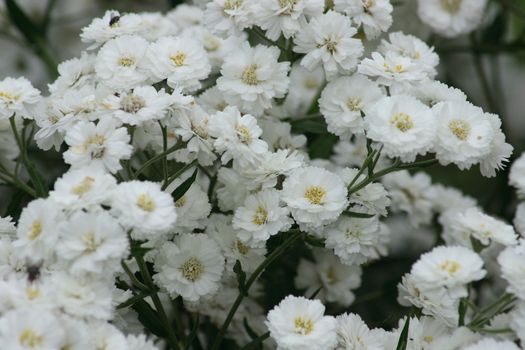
(294, 10), (364, 80)
(266, 295), (338, 350)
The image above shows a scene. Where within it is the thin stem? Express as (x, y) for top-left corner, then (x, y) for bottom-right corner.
(161, 160), (198, 191)
(135, 255), (181, 350)
(159, 121), (169, 186)
(9, 117), (47, 197)
(132, 139), (182, 179)
(470, 34), (500, 115)
(240, 332), (271, 350)
(210, 230), (303, 350)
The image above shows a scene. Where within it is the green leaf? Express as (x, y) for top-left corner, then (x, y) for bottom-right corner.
(343, 211), (376, 218)
(308, 286), (323, 299)
(234, 260), (248, 296)
(304, 234), (325, 247)
(458, 298), (468, 326)
(470, 236), (487, 253)
(291, 119), (328, 134)
(132, 299), (166, 338)
(116, 291), (152, 310)
(185, 314), (200, 350)
(395, 317), (410, 350)
(172, 168), (198, 202)
(243, 318), (261, 342)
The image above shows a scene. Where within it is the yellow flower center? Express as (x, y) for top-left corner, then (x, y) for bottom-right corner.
(236, 125), (252, 144)
(241, 64), (259, 85)
(326, 266), (337, 284)
(303, 78), (319, 90)
(294, 317), (314, 335)
(439, 260), (461, 275)
(323, 38), (337, 53)
(236, 239), (251, 255)
(71, 176), (95, 196)
(137, 193), (156, 212)
(0, 91), (18, 103)
(175, 195), (187, 208)
(170, 52), (186, 67)
(304, 186), (326, 205)
(180, 257), (204, 282)
(252, 206), (268, 226)
(390, 112), (414, 132)
(448, 119), (470, 141)
(224, 0), (243, 10)
(440, 0), (461, 13)
(19, 329), (43, 348)
(118, 56), (135, 67)
(85, 134), (106, 159)
(346, 97), (363, 112)
(120, 94), (146, 113)
(29, 220), (42, 240)
(83, 231), (98, 252)
(423, 335), (434, 343)
(26, 287), (40, 300)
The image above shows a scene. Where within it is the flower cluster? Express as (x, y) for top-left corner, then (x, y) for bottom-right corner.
(0, 0), (522, 349)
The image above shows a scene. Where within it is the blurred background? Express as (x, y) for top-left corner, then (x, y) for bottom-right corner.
(1, 0), (525, 332)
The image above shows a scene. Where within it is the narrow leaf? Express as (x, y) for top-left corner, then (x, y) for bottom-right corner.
(234, 260), (247, 296)
(395, 317), (410, 350)
(172, 168), (198, 202)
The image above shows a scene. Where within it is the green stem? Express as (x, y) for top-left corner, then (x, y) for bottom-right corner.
(159, 121), (169, 186)
(132, 139), (182, 179)
(9, 117), (47, 197)
(135, 255), (181, 350)
(241, 332), (271, 350)
(210, 230), (303, 350)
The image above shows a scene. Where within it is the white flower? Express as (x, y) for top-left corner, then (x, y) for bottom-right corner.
(165, 178), (211, 232)
(393, 80), (467, 107)
(63, 118), (132, 174)
(382, 171), (434, 227)
(153, 234), (224, 302)
(217, 43), (290, 116)
(334, 0), (393, 39)
(48, 52), (95, 94)
(0, 77), (40, 119)
(208, 106), (268, 167)
(397, 273), (462, 326)
(417, 0), (488, 38)
(338, 168), (390, 216)
(463, 338), (520, 350)
(253, 0), (324, 40)
(266, 295), (338, 350)
(111, 180), (177, 239)
(173, 103), (217, 166)
(514, 202), (525, 236)
(80, 10), (143, 48)
(442, 207), (517, 248)
(0, 308), (66, 349)
(411, 245), (486, 291)
(240, 149), (305, 190)
(319, 74), (383, 139)
(365, 95), (435, 162)
(146, 36), (211, 92)
(335, 313), (383, 350)
(480, 113), (513, 178)
(510, 301), (525, 344)
(49, 167), (117, 211)
(56, 211), (128, 275)
(358, 51), (429, 86)
(13, 198), (65, 262)
(295, 248), (362, 307)
(0, 216), (16, 236)
(294, 10), (364, 80)
(204, 0), (254, 36)
(379, 31), (439, 79)
(207, 214), (266, 275)
(498, 240), (525, 300)
(233, 189), (293, 247)
(433, 101), (494, 170)
(51, 272), (114, 320)
(216, 167), (251, 211)
(401, 315), (451, 350)
(324, 215), (388, 265)
(94, 35), (150, 90)
(126, 334), (160, 350)
(509, 152), (525, 197)
(101, 86), (174, 126)
(281, 166), (348, 230)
